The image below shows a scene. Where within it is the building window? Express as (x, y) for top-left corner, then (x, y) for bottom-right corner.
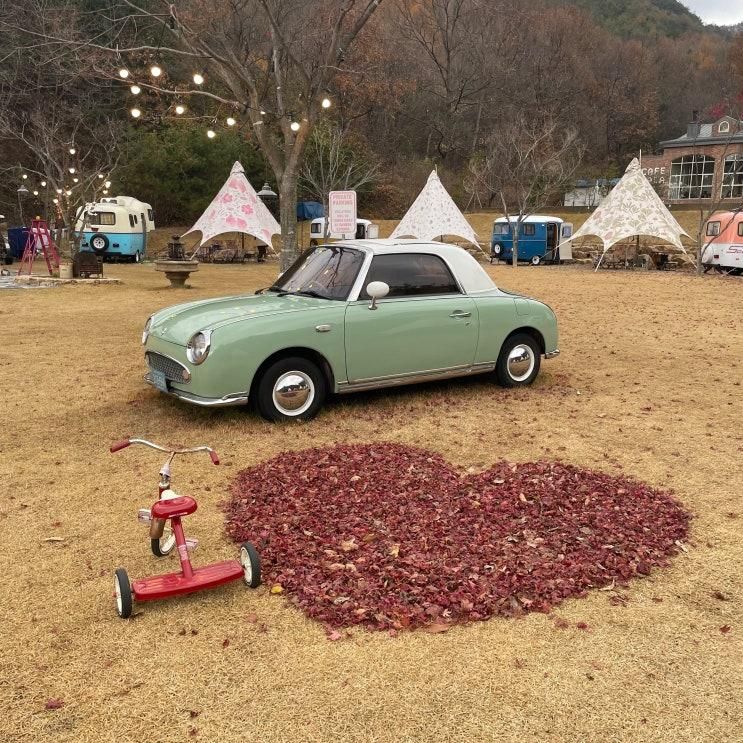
(669, 155), (715, 200)
(719, 121), (730, 134)
(721, 155), (743, 199)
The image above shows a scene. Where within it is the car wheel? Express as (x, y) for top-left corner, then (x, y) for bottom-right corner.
(90, 234), (109, 255)
(256, 356), (327, 422)
(133, 251), (142, 264)
(531, 255), (542, 266)
(495, 333), (541, 387)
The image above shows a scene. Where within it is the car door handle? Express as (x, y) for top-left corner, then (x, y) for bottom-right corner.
(449, 310), (472, 318)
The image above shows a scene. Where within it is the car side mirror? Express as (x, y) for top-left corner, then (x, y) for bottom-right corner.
(366, 281), (389, 310)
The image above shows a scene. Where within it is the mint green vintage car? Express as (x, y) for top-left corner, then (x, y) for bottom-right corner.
(142, 240), (559, 421)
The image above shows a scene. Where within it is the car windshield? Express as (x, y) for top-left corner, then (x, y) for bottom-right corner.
(271, 246), (364, 300)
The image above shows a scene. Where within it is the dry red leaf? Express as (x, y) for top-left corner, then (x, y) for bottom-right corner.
(720, 625), (732, 634)
(224, 443), (690, 632)
(44, 699), (64, 710)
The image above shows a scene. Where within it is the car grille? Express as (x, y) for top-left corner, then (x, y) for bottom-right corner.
(146, 352), (189, 383)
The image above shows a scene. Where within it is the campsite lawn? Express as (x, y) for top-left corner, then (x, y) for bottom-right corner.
(1, 260), (741, 742)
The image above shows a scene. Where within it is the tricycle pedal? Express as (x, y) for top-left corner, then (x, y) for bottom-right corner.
(185, 538), (199, 552)
(137, 508), (152, 524)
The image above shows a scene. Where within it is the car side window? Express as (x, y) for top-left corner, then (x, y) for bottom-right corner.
(360, 254), (460, 299)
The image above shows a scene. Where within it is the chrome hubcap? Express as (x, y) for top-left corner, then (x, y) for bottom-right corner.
(92, 237), (105, 249)
(272, 371), (314, 416)
(507, 344), (535, 382)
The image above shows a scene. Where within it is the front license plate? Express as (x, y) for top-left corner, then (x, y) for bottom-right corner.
(151, 369), (168, 392)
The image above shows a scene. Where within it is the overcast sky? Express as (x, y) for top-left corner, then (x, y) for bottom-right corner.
(682, 0), (743, 25)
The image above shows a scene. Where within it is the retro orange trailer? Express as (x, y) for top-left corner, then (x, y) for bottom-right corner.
(701, 211), (743, 274)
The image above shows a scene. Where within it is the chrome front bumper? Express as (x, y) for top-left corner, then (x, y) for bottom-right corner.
(544, 349), (560, 359)
(144, 373), (249, 407)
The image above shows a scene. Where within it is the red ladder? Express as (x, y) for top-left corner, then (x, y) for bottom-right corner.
(19, 219), (61, 276)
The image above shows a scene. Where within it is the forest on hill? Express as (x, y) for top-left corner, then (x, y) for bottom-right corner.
(1, 0), (742, 225)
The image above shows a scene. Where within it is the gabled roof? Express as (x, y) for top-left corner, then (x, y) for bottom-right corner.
(660, 118), (743, 148)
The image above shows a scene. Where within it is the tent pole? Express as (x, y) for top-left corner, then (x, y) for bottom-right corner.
(594, 247), (607, 272)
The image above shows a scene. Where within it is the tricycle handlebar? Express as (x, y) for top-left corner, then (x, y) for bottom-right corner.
(109, 437), (219, 463)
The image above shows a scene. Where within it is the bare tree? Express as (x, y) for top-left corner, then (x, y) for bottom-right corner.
(299, 120), (378, 238)
(2, 0), (386, 270)
(466, 113), (584, 265)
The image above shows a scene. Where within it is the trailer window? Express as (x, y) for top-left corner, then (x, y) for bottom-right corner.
(493, 223), (511, 236)
(89, 212), (116, 226)
(148, 209), (154, 222)
(523, 224), (535, 236)
(739, 222), (743, 237)
(706, 221), (720, 236)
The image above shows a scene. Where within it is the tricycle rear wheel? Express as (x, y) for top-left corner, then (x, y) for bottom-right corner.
(239, 542), (261, 588)
(114, 568), (133, 618)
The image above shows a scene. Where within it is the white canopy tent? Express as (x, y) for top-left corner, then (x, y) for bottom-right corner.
(390, 170), (480, 247)
(562, 158), (689, 269)
(182, 161), (280, 249)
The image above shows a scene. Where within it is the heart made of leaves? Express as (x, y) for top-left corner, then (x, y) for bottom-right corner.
(224, 443), (689, 632)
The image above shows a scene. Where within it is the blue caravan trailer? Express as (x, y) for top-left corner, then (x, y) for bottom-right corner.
(491, 216), (573, 265)
(78, 196), (155, 262)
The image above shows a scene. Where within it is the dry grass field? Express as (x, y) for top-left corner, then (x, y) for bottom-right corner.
(1, 258), (741, 742)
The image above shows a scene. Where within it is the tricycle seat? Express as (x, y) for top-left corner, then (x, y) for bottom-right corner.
(152, 495), (197, 519)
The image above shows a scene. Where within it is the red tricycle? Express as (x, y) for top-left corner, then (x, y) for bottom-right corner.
(110, 437), (261, 619)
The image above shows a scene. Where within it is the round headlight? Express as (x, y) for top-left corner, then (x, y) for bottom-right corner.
(142, 316), (152, 345)
(186, 330), (211, 365)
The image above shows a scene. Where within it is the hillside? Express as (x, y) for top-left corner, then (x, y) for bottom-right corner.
(560, 0), (704, 37)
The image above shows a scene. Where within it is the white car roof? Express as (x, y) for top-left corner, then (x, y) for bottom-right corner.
(494, 215), (564, 224)
(336, 238), (496, 294)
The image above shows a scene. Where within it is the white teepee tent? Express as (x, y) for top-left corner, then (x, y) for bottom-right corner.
(390, 170), (479, 246)
(563, 158), (689, 268)
(182, 161), (280, 246)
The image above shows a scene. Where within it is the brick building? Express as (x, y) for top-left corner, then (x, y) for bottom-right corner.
(639, 114), (743, 205)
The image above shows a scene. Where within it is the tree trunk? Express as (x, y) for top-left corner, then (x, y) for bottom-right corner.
(279, 173), (298, 272)
(512, 229), (519, 267)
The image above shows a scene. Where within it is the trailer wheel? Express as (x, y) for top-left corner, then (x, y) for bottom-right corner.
(90, 234), (109, 255)
(531, 255), (542, 266)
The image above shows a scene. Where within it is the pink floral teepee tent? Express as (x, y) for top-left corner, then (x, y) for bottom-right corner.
(182, 161), (280, 246)
(390, 170), (479, 246)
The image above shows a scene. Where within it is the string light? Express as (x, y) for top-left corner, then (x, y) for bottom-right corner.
(69, 167), (76, 174)
(119, 68), (129, 79)
(40, 180), (46, 186)
(52, 198), (58, 204)
(290, 120), (300, 132)
(65, 190), (72, 196)
(131, 107), (141, 118)
(22, 174), (28, 179)
(322, 97), (331, 109)
(73, 177), (79, 183)
(33, 190), (39, 196)
(98, 174), (105, 179)
(175, 104), (185, 115)
(102, 189), (109, 195)
(104, 181), (111, 188)
(206, 129), (216, 139)
(260, 110), (266, 115)
(69, 147), (76, 155)
(56, 188), (63, 194)
(226, 116), (236, 126)
(130, 85), (141, 95)
(193, 73), (204, 85)
(150, 65), (162, 77)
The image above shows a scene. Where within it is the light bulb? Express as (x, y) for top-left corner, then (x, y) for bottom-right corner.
(130, 85), (141, 95)
(104, 181), (111, 188)
(193, 73), (204, 85)
(22, 174), (28, 179)
(33, 190), (39, 196)
(119, 68), (129, 79)
(69, 147), (76, 154)
(73, 177), (79, 183)
(69, 167), (76, 174)
(150, 65), (162, 77)
(290, 120), (300, 132)
(226, 116), (236, 126)
(322, 97), (331, 109)
(207, 129), (216, 139)
(52, 198), (58, 204)
(98, 174), (104, 179)
(65, 190), (72, 196)
(260, 109), (266, 116)
(56, 188), (62, 194)
(102, 190), (108, 195)
(175, 104), (185, 115)
(40, 181), (46, 186)
(131, 107), (141, 118)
